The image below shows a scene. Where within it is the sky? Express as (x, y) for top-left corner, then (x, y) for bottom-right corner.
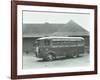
(23, 11), (90, 31)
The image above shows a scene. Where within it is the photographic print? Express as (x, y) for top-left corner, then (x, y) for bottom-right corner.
(22, 10), (90, 69)
(11, 1), (97, 79)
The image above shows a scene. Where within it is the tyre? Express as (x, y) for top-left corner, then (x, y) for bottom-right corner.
(46, 53), (54, 61)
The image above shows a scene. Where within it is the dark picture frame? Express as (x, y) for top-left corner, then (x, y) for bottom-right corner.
(11, 1), (97, 79)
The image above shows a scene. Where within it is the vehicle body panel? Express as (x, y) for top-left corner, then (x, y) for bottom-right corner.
(34, 37), (84, 60)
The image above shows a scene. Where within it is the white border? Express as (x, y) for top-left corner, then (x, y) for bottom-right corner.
(17, 5), (94, 75)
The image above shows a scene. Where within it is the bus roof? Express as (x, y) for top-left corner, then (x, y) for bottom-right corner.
(37, 36), (84, 41)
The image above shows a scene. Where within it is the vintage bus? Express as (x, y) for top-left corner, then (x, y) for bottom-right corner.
(34, 37), (85, 61)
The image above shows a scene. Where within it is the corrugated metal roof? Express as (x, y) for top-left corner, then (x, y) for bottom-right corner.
(23, 20), (89, 38)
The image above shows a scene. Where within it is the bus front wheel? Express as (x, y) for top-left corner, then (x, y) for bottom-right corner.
(72, 53), (79, 58)
(46, 53), (54, 61)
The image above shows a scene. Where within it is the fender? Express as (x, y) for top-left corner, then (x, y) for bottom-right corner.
(47, 50), (56, 56)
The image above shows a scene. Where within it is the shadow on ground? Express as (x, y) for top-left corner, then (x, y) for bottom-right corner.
(37, 56), (83, 62)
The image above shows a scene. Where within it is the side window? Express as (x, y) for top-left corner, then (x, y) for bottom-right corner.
(52, 39), (84, 46)
(44, 40), (50, 46)
(52, 41), (61, 46)
(52, 40), (84, 46)
(64, 41), (77, 46)
(77, 40), (84, 46)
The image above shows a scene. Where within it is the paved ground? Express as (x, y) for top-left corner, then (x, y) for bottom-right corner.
(22, 53), (90, 69)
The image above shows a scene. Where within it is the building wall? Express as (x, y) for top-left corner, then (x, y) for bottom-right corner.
(23, 37), (39, 54)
